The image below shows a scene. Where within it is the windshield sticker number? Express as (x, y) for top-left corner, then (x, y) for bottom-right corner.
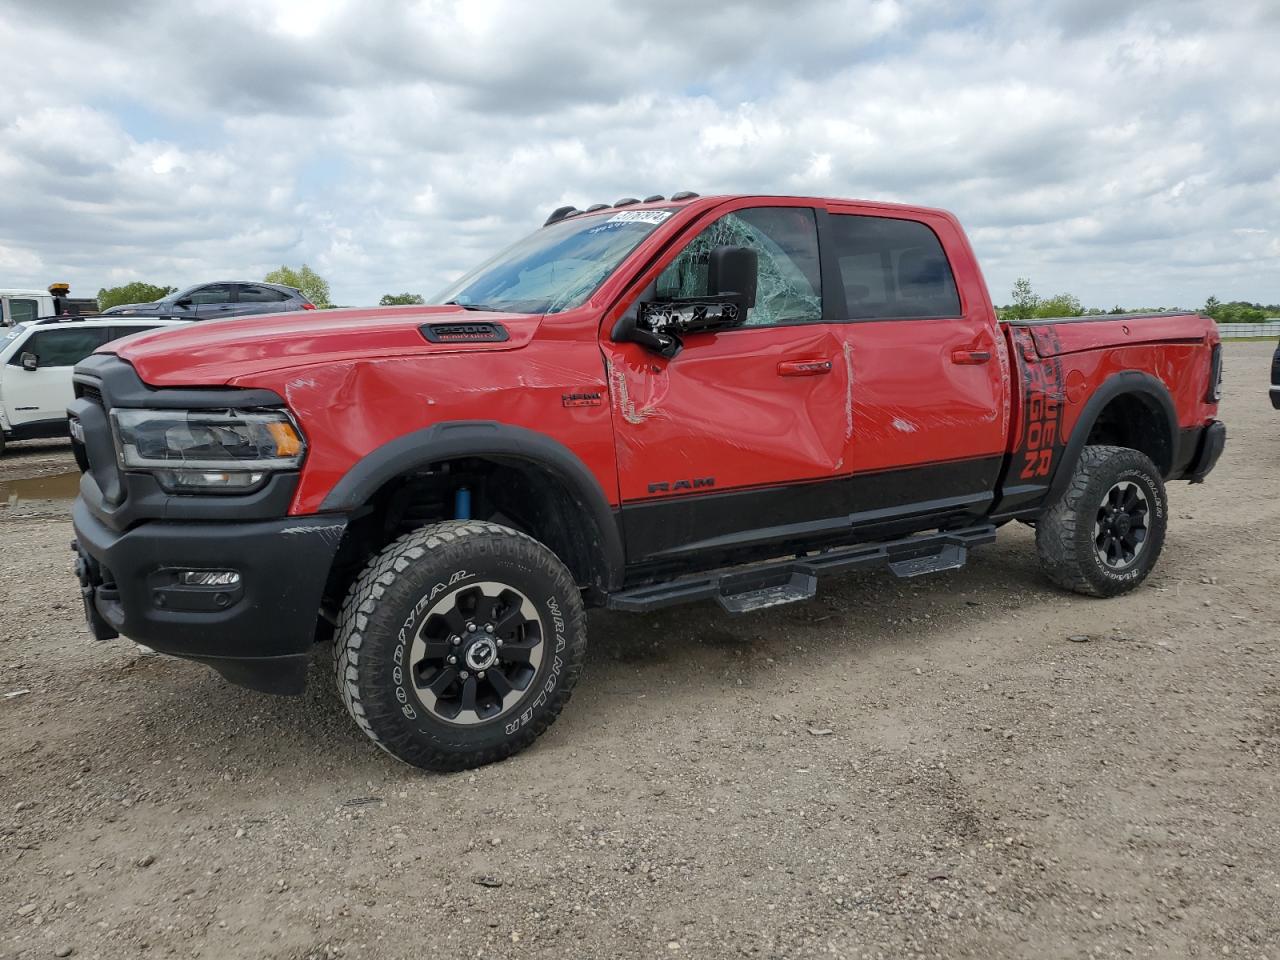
(588, 210), (674, 234)
(607, 210), (673, 225)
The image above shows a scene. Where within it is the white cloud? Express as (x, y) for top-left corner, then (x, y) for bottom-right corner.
(0, 0), (1276, 308)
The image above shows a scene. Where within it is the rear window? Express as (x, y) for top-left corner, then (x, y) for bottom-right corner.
(239, 285), (291, 303)
(108, 325), (164, 342)
(830, 215), (961, 320)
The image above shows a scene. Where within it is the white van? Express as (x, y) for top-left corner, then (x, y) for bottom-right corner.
(0, 316), (188, 454)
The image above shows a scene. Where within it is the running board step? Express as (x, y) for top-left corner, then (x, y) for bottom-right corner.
(607, 524), (997, 614)
(888, 543), (967, 578)
(718, 572), (817, 614)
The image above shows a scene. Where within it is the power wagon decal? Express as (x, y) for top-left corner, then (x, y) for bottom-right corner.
(1010, 326), (1067, 483)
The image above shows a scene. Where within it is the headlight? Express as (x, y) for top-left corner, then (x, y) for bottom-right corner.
(110, 408), (305, 494)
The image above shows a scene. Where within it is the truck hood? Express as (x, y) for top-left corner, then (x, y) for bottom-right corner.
(108, 305), (539, 386)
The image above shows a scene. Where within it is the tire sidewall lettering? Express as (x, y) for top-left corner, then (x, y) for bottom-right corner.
(504, 596), (568, 736)
(390, 568), (473, 727)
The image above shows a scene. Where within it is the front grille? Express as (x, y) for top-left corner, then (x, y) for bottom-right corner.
(71, 376), (123, 503)
(79, 382), (104, 407)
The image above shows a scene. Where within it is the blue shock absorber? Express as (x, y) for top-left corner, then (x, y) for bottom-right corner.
(454, 486), (472, 521)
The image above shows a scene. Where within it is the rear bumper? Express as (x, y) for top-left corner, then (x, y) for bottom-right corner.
(72, 498), (347, 695)
(1183, 419), (1226, 483)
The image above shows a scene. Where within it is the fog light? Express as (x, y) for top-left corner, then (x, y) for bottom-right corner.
(178, 570), (241, 587)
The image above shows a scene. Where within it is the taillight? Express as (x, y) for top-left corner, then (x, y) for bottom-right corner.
(302, 303), (317, 310)
(1207, 342), (1222, 402)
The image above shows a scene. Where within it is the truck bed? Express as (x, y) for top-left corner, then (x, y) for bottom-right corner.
(1005, 311), (1208, 357)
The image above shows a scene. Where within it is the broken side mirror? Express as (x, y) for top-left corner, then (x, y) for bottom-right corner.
(622, 245), (759, 357)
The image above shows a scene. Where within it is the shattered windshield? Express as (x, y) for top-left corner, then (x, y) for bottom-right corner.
(656, 207), (823, 326)
(434, 209), (676, 314)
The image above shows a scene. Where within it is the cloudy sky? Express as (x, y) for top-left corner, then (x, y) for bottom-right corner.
(1, 0), (1277, 309)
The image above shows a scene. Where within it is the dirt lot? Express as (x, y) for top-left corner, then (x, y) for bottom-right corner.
(1, 341), (1277, 960)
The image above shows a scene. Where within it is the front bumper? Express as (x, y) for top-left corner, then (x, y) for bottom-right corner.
(1184, 419), (1226, 484)
(72, 497), (347, 694)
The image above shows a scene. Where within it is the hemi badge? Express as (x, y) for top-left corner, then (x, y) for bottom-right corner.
(562, 392), (603, 408)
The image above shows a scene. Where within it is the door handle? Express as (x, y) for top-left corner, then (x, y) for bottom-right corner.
(950, 349), (991, 365)
(777, 359), (833, 376)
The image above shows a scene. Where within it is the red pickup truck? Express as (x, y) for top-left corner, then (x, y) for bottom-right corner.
(69, 193), (1225, 771)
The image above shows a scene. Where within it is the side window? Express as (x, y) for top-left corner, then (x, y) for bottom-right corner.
(655, 207), (822, 327)
(186, 284), (233, 305)
(107, 325), (161, 342)
(238, 284), (290, 303)
(11, 328), (110, 367)
(9, 299), (40, 324)
(831, 215), (961, 320)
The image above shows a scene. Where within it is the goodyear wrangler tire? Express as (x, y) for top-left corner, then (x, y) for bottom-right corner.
(334, 521), (587, 771)
(1035, 444), (1168, 598)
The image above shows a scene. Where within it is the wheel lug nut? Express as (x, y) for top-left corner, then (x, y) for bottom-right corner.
(467, 624), (477, 632)
(448, 656), (457, 664)
(460, 670), (469, 679)
(485, 624), (494, 634)
(495, 639), (503, 647)
(451, 635), (461, 645)
(478, 670), (486, 679)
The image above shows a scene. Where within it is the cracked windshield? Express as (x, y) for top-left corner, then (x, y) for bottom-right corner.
(434, 208), (675, 314)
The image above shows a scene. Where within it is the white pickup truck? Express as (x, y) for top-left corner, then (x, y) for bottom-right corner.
(0, 316), (186, 454)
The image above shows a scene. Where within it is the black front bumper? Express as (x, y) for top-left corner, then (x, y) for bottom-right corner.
(72, 498), (347, 695)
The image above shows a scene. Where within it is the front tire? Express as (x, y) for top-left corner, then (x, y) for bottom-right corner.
(334, 521), (587, 771)
(1035, 445), (1168, 597)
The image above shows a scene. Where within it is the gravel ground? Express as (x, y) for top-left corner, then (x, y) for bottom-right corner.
(1, 341), (1277, 960)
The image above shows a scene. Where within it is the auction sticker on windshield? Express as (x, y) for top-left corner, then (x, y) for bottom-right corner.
(606, 210), (673, 224)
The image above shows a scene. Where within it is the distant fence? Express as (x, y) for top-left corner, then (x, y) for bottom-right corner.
(1216, 321), (1280, 339)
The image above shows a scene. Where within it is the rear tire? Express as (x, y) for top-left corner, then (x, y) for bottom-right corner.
(1035, 445), (1167, 597)
(334, 521), (587, 771)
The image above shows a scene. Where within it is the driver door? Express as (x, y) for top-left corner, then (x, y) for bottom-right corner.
(602, 202), (850, 564)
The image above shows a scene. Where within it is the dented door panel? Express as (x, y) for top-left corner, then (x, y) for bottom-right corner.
(606, 325), (852, 503)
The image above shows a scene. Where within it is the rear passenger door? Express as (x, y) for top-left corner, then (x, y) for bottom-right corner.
(828, 208), (1008, 517)
(234, 284), (293, 316)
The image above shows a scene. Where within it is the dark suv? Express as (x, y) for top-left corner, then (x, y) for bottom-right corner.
(102, 281), (314, 320)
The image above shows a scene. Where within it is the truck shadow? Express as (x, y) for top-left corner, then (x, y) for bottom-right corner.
(74, 528), (1048, 779)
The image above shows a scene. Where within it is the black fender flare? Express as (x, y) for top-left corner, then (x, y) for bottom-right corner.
(319, 420), (624, 592)
(1047, 370), (1178, 504)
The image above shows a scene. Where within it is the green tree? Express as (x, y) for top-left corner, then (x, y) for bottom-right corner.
(1006, 277), (1039, 321)
(1034, 293), (1084, 318)
(264, 264), (331, 308)
(1209, 301), (1266, 323)
(379, 293), (425, 306)
(97, 282), (176, 311)
(1203, 295), (1220, 316)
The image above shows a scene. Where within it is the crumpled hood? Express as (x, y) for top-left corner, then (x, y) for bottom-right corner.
(108, 304), (538, 386)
